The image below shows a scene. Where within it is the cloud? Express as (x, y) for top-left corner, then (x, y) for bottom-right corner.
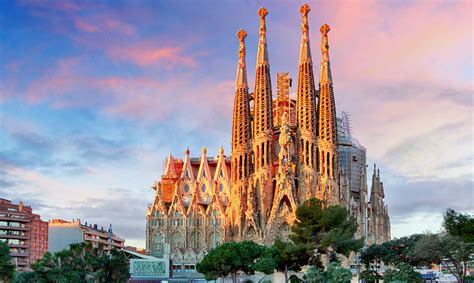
(71, 135), (134, 162)
(18, 0), (82, 12)
(387, 179), (473, 218)
(65, 194), (149, 242)
(73, 15), (135, 35)
(74, 18), (99, 33)
(387, 178), (473, 238)
(380, 121), (473, 181)
(107, 45), (196, 67)
(0, 128), (57, 170)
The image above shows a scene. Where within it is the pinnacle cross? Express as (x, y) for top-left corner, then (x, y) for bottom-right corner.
(256, 7), (269, 65)
(299, 3), (312, 62)
(258, 7), (268, 20)
(320, 24), (331, 55)
(237, 29), (247, 42)
(319, 23), (332, 84)
(235, 29), (248, 89)
(320, 23), (330, 37)
(300, 3), (310, 17)
(258, 6), (268, 37)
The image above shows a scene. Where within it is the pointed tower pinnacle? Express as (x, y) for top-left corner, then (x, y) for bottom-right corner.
(257, 7), (269, 65)
(253, 7), (274, 171)
(231, 29), (252, 239)
(296, 3), (318, 186)
(299, 3), (312, 63)
(236, 29), (248, 89)
(231, 29), (252, 183)
(320, 24), (332, 84)
(317, 23), (338, 180)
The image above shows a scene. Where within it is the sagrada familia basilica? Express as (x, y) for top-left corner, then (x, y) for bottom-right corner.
(146, 4), (390, 266)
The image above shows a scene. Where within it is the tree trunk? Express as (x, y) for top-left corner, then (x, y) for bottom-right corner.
(284, 264), (288, 283)
(232, 272), (237, 283)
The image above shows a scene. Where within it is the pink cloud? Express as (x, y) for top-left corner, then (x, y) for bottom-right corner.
(107, 45), (196, 67)
(72, 15), (135, 35)
(74, 18), (99, 33)
(18, 0), (81, 12)
(324, 1), (471, 84)
(102, 17), (135, 35)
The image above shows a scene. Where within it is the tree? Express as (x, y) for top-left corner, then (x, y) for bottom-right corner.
(326, 262), (352, 283)
(413, 233), (473, 283)
(254, 239), (311, 283)
(290, 198), (362, 263)
(383, 262), (421, 283)
(303, 262), (352, 283)
(444, 208), (474, 243)
(304, 266), (325, 283)
(0, 241), (15, 283)
(360, 269), (382, 283)
(196, 241), (263, 283)
(25, 242), (129, 282)
(360, 234), (424, 267)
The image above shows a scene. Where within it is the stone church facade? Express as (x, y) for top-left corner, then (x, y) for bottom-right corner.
(146, 4), (390, 266)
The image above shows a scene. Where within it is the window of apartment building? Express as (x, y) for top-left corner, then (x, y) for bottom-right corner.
(0, 221), (7, 226)
(9, 222), (20, 227)
(7, 208), (18, 211)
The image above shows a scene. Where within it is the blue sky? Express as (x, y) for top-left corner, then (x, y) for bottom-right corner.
(0, 0), (472, 248)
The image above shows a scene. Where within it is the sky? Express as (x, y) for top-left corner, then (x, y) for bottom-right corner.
(0, 0), (472, 249)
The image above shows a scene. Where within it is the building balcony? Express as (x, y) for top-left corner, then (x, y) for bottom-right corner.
(11, 252), (29, 258)
(0, 225), (28, 231)
(0, 216), (30, 223)
(8, 243), (28, 249)
(0, 234), (28, 240)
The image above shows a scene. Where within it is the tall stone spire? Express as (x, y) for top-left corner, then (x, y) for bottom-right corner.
(296, 3), (318, 201)
(250, 7), (274, 234)
(253, 7), (274, 172)
(317, 24), (338, 180)
(231, 29), (252, 239)
(231, 29), (252, 183)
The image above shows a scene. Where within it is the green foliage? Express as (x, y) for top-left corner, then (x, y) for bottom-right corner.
(360, 234), (424, 267)
(360, 269), (382, 283)
(303, 263), (352, 283)
(251, 250), (276, 275)
(289, 274), (303, 283)
(196, 241), (264, 282)
(21, 242), (129, 283)
(413, 233), (473, 283)
(444, 208), (474, 243)
(326, 262), (352, 283)
(290, 198), (362, 262)
(253, 239), (311, 283)
(0, 241), (15, 283)
(304, 266), (325, 283)
(383, 262), (421, 283)
(254, 239), (311, 274)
